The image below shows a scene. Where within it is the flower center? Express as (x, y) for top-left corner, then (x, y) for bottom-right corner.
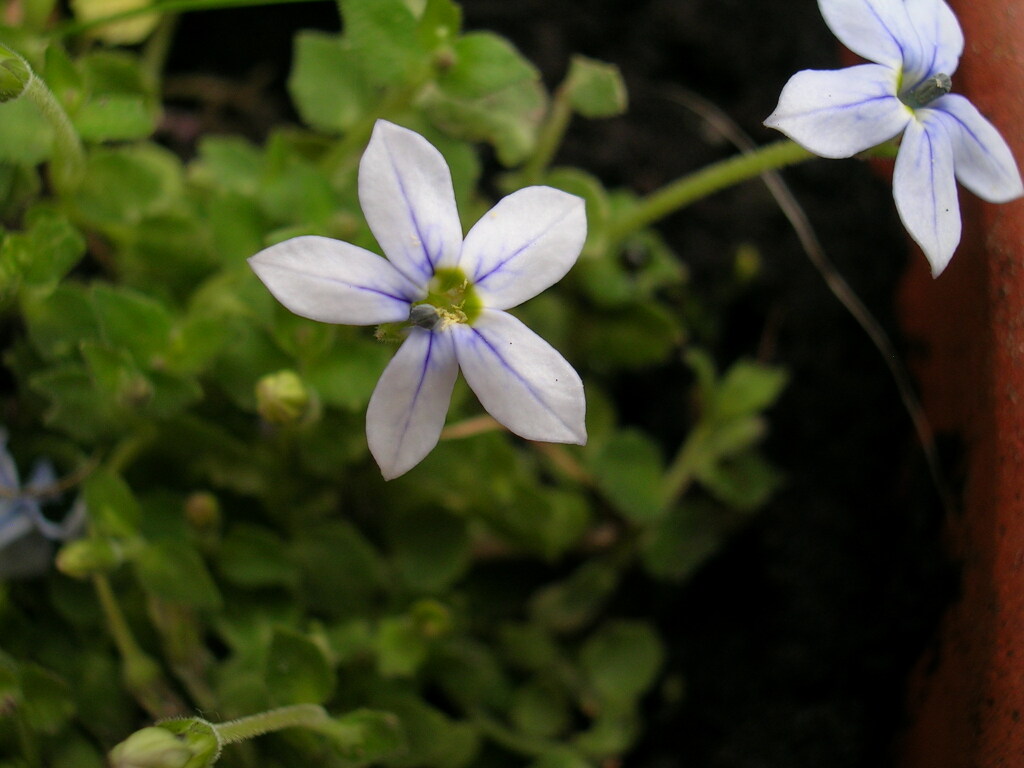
(409, 266), (482, 330)
(899, 73), (952, 110)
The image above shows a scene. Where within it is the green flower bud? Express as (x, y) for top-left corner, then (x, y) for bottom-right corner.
(183, 492), (221, 533)
(256, 370), (311, 425)
(0, 46), (31, 103)
(107, 727), (192, 768)
(159, 718), (221, 768)
(411, 598), (451, 639)
(55, 539), (123, 578)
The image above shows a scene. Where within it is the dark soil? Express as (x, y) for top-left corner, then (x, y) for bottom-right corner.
(167, 2), (955, 766)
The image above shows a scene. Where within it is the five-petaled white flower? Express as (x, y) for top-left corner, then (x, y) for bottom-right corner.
(249, 120), (587, 480)
(764, 0), (1023, 276)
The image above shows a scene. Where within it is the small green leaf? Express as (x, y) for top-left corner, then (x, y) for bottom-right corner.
(438, 32), (536, 99)
(564, 55), (628, 118)
(580, 620), (663, 706)
(376, 616), (430, 678)
(694, 450), (783, 510)
(338, 0), (425, 87)
(84, 470), (141, 539)
(19, 663), (75, 734)
(72, 144), (183, 227)
(509, 678), (571, 738)
(134, 540), (222, 609)
(73, 94), (155, 141)
(305, 338), (392, 412)
(314, 709), (405, 763)
(218, 524), (298, 588)
(266, 627), (335, 706)
(592, 429), (665, 522)
(710, 359), (789, 420)
(386, 507), (469, 593)
(641, 498), (741, 582)
(289, 31), (373, 133)
(529, 560), (619, 634)
(91, 284), (173, 367)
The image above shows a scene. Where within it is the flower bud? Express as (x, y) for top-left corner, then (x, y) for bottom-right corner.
(107, 727), (192, 768)
(55, 538), (123, 578)
(183, 492), (220, 533)
(256, 370), (311, 425)
(0, 46), (31, 103)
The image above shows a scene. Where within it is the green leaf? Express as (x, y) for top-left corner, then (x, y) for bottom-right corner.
(371, 695), (479, 768)
(710, 358), (788, 420)
(529, 560), (619, 634)
(73, 94), (155, 141)
(289, 31), (373, 133)
(376, 616), (430, 678)
(19, 663), (75, 734)
(191, 135), (264, 196)
(564, 55), (628, 118)
(291, 522), (385, 618)
(509, 678), (571, 738)
(385, 507), (469, 593)
(641, 498), (740, 582)
(305, 337), (392, 412)
(423, 32), (546, 165)
(91, 284), (173, 367)
(266, 627), (335, 705)
(218, 524), (298, 588)
(72, 144), (183, 227)
(30, 363), (120, 441)
(694, 450), (783, 511)
(592, 429), (665, 523)
(439, 32), (536, 99)
(83, 470), (141, 539)
(416, 0), (462, 50)
(314, 709), (405, 763)
(0, 206), (84, 298)
(134, 540), (222, 609)
(580, 621), (663, 706)
(338, 0), (425, 87)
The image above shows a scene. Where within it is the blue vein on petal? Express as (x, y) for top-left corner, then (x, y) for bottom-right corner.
(267, 262), (415, 304)
(462, 324), (577, 437)
(861, 0), (909, 63)
(933, 102), (1004, 168)
(783, 92), (898, 121)
(383, 134), (440, 281)
(473, 206), (573, 286)
(394, 331), (441, 465)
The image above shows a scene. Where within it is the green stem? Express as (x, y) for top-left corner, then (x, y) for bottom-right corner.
(21, 71), (85, 193)
(661, 427), (705, 508)
(93, 574), (187, 718)
(518, 83), (574, 185)
(215, 704), (330, 744)
(608, 139), (815, 244)
(51, 0), (316, 38)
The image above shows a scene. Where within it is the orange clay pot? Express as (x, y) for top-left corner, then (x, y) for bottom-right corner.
(896, 0), (1024, 766)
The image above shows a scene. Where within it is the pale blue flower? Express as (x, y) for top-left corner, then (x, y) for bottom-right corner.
(765, 0), (1023, 276)
(249, 120), (587, 480)
(0, 429), (86, 579)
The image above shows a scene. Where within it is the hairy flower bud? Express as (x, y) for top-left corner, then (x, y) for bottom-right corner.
(107, 727), (192, 768)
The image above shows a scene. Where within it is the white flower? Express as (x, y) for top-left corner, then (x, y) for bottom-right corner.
(249, 120), (587, 480)
(764, 0), (1023, 276)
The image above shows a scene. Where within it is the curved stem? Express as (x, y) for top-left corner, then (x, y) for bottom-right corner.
(20, 73), (85, 193)
(215, 704), (330, 744)
(608, 139), (815, 244)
